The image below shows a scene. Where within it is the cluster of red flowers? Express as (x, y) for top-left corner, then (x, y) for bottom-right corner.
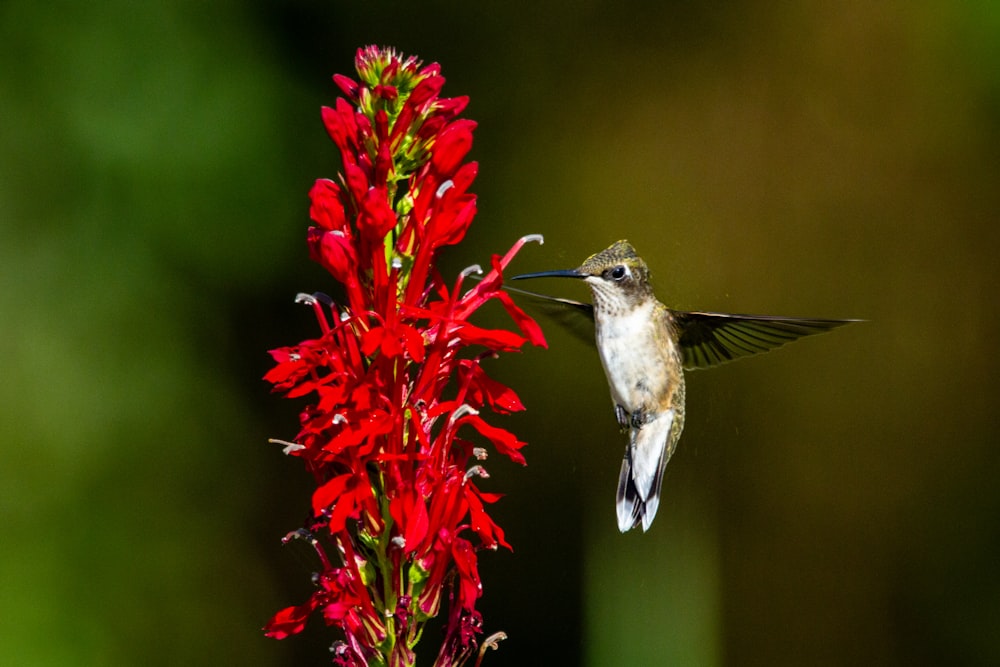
(262, 46), (545, 666)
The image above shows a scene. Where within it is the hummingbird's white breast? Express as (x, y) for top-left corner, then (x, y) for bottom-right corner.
(593, 299), (674, 412)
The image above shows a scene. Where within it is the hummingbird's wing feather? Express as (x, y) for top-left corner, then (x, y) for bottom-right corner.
(500, 284), (596, 345)
(671, 311), (857, 370)
(617, 408), (678, 533)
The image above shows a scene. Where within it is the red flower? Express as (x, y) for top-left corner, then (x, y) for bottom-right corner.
(264, 46), (544, 666)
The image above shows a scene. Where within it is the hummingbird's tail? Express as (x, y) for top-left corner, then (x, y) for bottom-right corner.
(616, 409), (678, 532)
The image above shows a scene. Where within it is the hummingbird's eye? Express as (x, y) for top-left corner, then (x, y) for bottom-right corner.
(609, 265), (628, 281)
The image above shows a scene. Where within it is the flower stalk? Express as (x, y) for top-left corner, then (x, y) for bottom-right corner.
(262, 46), (545, 667)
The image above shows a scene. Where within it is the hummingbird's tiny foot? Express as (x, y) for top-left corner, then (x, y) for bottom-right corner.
(630, 408), (650, 430)
(615, 404), (629, 429)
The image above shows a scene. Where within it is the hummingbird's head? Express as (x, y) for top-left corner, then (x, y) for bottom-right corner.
(511, 240), (654, 313)
(576, 240), (653, 311)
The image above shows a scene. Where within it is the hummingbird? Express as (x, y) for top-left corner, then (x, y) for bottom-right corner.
(511, 240), (856, 533)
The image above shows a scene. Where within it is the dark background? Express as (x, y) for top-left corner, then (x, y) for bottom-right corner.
(3, 1), (999, 664)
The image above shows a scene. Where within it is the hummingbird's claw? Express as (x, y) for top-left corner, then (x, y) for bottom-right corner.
(615, 404), (629, 429)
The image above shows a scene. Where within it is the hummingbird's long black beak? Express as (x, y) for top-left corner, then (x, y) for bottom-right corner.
(510, 269), (586, 281)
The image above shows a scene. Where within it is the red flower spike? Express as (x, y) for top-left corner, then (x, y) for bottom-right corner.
(264, 46), (547, 665)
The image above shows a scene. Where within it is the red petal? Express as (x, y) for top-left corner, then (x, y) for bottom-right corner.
(373, 84), (398, 101)
(390, 486), (430, 554)
(433, 95), (469, 119)
(332, 73), (358, 100)
(451, 161), (478, 194)
(307, 228), (358, 285)
(453, 322), (526, 351)
(451, 538), (481, 611)
(426, 192), (476, 249)
(464, 485), (510, 550)
(400, 323), (426, 362)
(418, 62), (442, 78)
(431, 119), (476, 176)
(263, 598), (317, 639)
(408, 76), (445, 108)
(496, 291), (547, 348)
(358, 186), (397, 239)
(321, 99), (359, 155)
(460, 361), (524, 413)
(463, 415), (527, 465)
(360, 326), (385, 357)
(374, 133), (392, 186)
(312, 473), (352, 517)
(343, 161), (369, 205)
(416, 115), (445, 142)
(309, 179), (348, 231)
(379, 329), (403, 358)
(327, 482), (360, 533)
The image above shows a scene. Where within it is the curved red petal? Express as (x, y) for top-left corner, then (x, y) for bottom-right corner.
(307, 227), (358, 285)
(309, 179), (348, 231)
(496, 291), (547, 348)
(462, 414), (527, 465)
(431, 119), (476, 176)
(358, 187), (397, 239)
(264, 598), (318, 639)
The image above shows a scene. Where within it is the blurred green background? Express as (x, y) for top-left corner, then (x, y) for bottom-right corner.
(3, 1), (999, 665)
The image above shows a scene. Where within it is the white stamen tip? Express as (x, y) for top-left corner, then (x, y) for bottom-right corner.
(281, 528), (314, 545)
(460, 264), (483, 278)
(391, 257), (403, 270)
(269, 438), (306, 455)
(435, 180), (455, 198)
(449, 404), (480, 425)
(295, 292), (334, 306)
(520, 233), (544, 246)
(464, 465), (489, 481)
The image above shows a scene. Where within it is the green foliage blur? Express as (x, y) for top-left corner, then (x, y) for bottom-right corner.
(3, 1), (999, 665)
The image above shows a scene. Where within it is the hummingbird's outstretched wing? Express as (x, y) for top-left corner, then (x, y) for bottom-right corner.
(670, 311), (858, 370)
(501, 278), (858, 368)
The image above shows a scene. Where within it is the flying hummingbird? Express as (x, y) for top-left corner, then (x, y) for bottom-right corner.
(511, 240), (856, 533)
